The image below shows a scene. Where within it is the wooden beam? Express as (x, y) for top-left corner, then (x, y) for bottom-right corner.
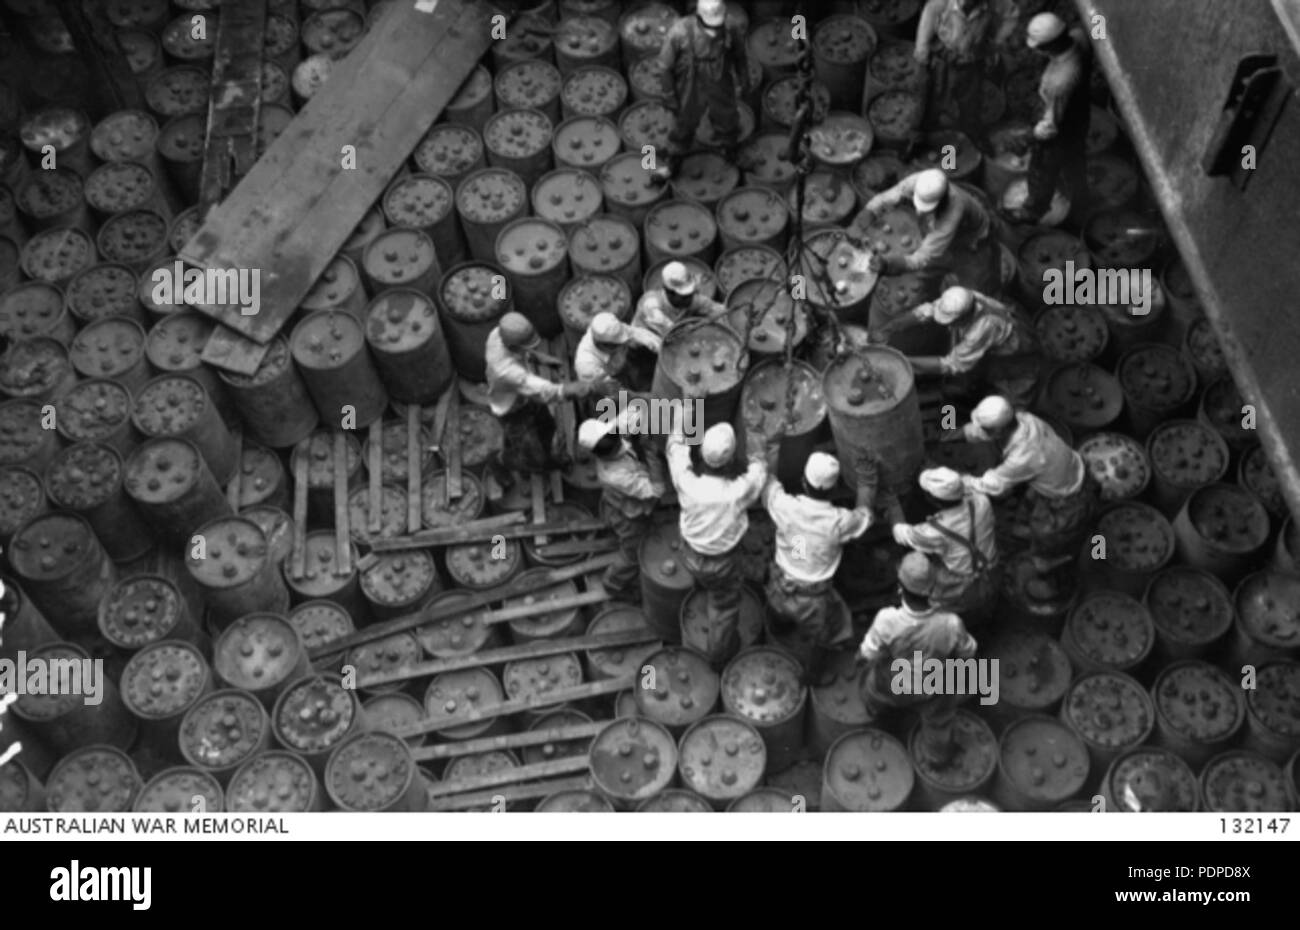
(333, 432), (351, 576)
(412, 722), (605, 762)
(367, 420), (383, 536)
(394, 677), (630, 739)
(367, 515), (607, 552)
(425, 756), (591, 799)
(425, 776), (593, 811)
(291, 453), (309, 580)
(407, 404), (423, 534)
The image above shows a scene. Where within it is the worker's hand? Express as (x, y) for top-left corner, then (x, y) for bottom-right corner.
(913, 45), (930, 65)
(867, 251), (885, 274)
(1032, 120), (1055, 142)
(562, 381), (594, 400)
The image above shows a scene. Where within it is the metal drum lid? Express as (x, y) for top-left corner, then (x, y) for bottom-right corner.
(739, 357), (824, 439)
(1105, 748), (1198, 812)
(134, 767), (223, 813)
(325, 731), (418, 811)
(583, 606), (658, 679)
(1041, 363), (1123, 431)
(0, 281), (65, 340)
(46, 747), (142, 813)
(627, 57), (670, 102)
(292, 430), (362, 489)
(290, 531), (358, 598)
(998, 716), (1090, 806)
(443, 750), (518, 784)
(1078, 432), (1149, 500)
(1144, 567), (1234, 650)
(382, 175), (454, 233)
(301, 256), (362, 313)
(484, 108), (553, 161)
(347, 631), (423, 693)
(416, 590), (495, 659)
(274, 674), (358, 754)
(0, 336), (71, 399)
(536, 790), (613, 812)
(91, 109), (159, 163)
(362, 550), (438, 610)
(346, 485), (408, 544)
(44, 441), (121, 510)
(1152, 660), (1244, 745)
(558, 274), (631, 333)
(764, 76), (830, 129)
(161, 11), (216, 61)
(21, 228), (95, 284)
(792, 170), (857, 226)
(1118, 343), (1195, 412)
(496, 59), (562, 112)
(726, 787), (797, 812)
(553, 115), (620, 170)
(1063, 670), (1154, 751)
(1185, 317), (1226, 378)
(658, 319), (744, 395)
(287, 600), (355, 654)
(364, 692), (427, 741)
(187, 517), (269, 590)
(1018, 229), (1091, 286)
(300, 8), (364, 60)
(99, 574), (185, 649)
(644, 199), (717, 259)
(444, 538), (523, 588)
(1235, 572), (1300, 651)
(678, 714), (766, 803)
(226, 751), (319, 812)
(600, 151), (664, 211)
(1035, 305), (1109, 363)
(1245, 661), (1300, 745)
(12, 644), (93, 720)
(98, 210), (168, 266)
(456, 168), (526, 225)
(825, 728), (914, 811)
(0, 399), (49, 465)
(639, 521), (693, 592)
(589, 716), (677, 803)
(718, 186), (789, 250)
(502, 571), (580, 639)
(440, 261), (511, 324)
(9, 511), (98, 583)
(1240, 444), (1286, 518)
(618, 3), (674, 58)
(809, 113), (873, 168)
(1185, 484), (1269, 555)
(422, 667), (504, 739)
(420, 470), (485, 527)
(16, 167), (82, 220)
(555, 14), (617, 61)
(124, 437), (205, 503)
(635, 646), (719, 727)
(360, 419), (432, 484)
(562, 66), (627, 118)
(179, 689), (269, 771)
(415, 124), (484, 180)
(215, 613), (305, 693)
(1201, 375), (1255, 448)
(84, 161), (156, 214)
(909, 709), (997, 796)
(133, 373), (211, 435)
(671, 152), (739, 206)
(522, 709), (593, 765)
(748, 17), (802, 72)
(0, 466), (44, 536)
(979, 627), (1072, 713)
(1200, 751), (1290, 812)
(1096, 502), (1174, 574)
(1066, 591), (1155, 671)
(145, 67), (209, 118)
(722, 646), (805, 727)
(866, 90), (923, 144)
(1147, 419), (1228, 491)
(232, 443), (283, 507)
(503, 652), (583, 708)
(533, 168), (603, 227)
(715, 246), (786, 301)
(568, 214), (638, 275)
(496, 217), (567, 275)
(823, 345), (914, 416)
(361, 228), (437, 289)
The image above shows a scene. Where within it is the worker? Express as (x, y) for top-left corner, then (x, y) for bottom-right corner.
(762, 452), (875, 685)
(891, 466), (998, 623)
(574, 311), (661, 392)
(857, 552), (978, 767)
(849, 168), (999, 294)
(485, 312), (593, 478)
(914, 0), (999, 142)
(656, 0), (750, 179)
(633, 262), (728, 339)
(577, 411), (667, 603)
(1005, 11), (1092, 223)
(665, 408), (767, 665)
(951, 394), (1096, 581)
(871, 286), (1041, 405)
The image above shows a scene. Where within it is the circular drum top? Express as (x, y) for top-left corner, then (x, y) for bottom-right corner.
(416, 590), (496, 659)
(440, 261), (511, 323)
(444, 538), (523, 588)
(1144, 567), (1234, 649)
(361, 550), (437, 609)
(19, 107), (89, 153)
(365, 288), (440, 354)
(1235, 571), (1300, 651)
(301, 8), (365, 59)
(728, 279), (807, 356)
(809, 112), (874, 167)
(824, 728), (914, 811)
(134, 767), (223, 814)
(1240, 444), (1285, 517)
(867, 90), (923, 142)
(1067, 591), (1155, 671)
(9, 511), (97, 582)
(382, 174), (453, 230)
(1079, 432), (1149, 501)
(288, 600), (354, 654)
(99, 574), (184, 649)
(748, 17), (802, 71)
(671, 152), (740, 205)
(585, 605), (660, 680)
(717, 186), (789, 246)
(568, 214), (638, 274)
(739, 133), (799, 188)
(447, 63), (492, 111)
(0, 466), (44, 535)
(70, 316), (146, 379)
(132, 373), (214, 436)
(658, 320), (744, 396)
(503, 652), (583, 706)
(361, 419), (431, 484)
(1246, 661), (1300, 741)
(146, 67), (209, 117)
(123, 437), (207, 503)
(0, 399), (48, 465)
(179, 689), (268, 771)
(1200, 752), (1290, 812)
(1018, 229), (1091, 287)
(98, 209), (169, 264)
(454, 405), (504, 469)
(1042, 363), (1122, 430)
(722, 646), (805, 726)
(162, 11), (218, 60)
(619, 3), (675, 57)
(813, 12), (877, 63)
(219, 335), (292, 389)
(20, 228), (96, 284)
(979, 627), (1072, 711)
(589, 716), (677, 803)
(290, 531), (359, 597)
(1147, 419), (1228, 490)
(347, 631), (423, 693)
(1118, 343), (1195, 411)
(635, 646), (720, 727)
(0, 336), (70, 399)
(120, 640), (209, 719)
(414, 124), (484, 179)
(16, 169), (82, 219)
(364, 692), (427, 739)
(617, 100), (673, 153)
(562, 65), (627, 118)
(84, 161), (157, 214)
(638, 520), (692, 591)
(558, 274), (631, 332)
(484, 108), (553, 159)
(361, 227), (437, 287)
(1186, 484), (1269, 554)
(420, 470), (485, 528)
(185, 516), (269, 589)
(45, 441), (122, 510)
(1106, 748), (1198, 812)
(715, 246), (786, 300)
(501, 573), (580, 639)
(555, 14), (617, 59)
(1096, 502), (1174, 572)
(66, 264), (139, 323)
(793, 170), (858, 225)
(1035, 305), (1109, 364)
(46, 747), (142, 813)
(215, 613), (304, 693)
(12, 644), (94, 719)
(998, 715), (1090, 804)
(764, 76), (830, 129)
(741, 358), (825, 438)
(274, 674), (358, 753)
(326, 731), (417, 811)
(600, 151), (664, 210)
(823, 346), (914, 415)
(291, 309), (367, 372)
(553, 116), (622, 169)
(496, 58), (562, 111)
(422, 667), (504, 739)
(678, 715), (766, 802)
(495, 217), (567, 275)
(1063, 670), (1154, 751)
(533, 168), (603, 226)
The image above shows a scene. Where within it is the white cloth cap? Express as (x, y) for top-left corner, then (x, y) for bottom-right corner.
(577, 417), (616, 451)
(700, 423), (736, 467)
(804, 452), (841, 491)
(971, 395), (1015, 431)
(661, 261), (697, 295)
(919, 467), (964, 501)
(697, 0), (726, 27)
(590, 312), (628, 344)
(898, 551), (936, 596)
(912, 169), (949, 214)
(932, 287), (974, 325)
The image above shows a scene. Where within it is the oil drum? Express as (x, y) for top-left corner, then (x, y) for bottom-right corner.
(15, 166), (91, 234)
(0, 398), (59, 473)
(285, 530), (365, 622)
(992, 715), (1090, 812)
(561, 65), (627, 120)
(553, 115), (622, 177)
(290, 310), (388, 429)
(227, 750), (324, 812)
(1199, 751), (1291, 813)
(0, 467), (49, 555)
(361, 226), (440, 297)
(727, 280), (808, 364)
(213, 613), (311, 710)
(567, 214), (640, 295)
(495, 58), (563, 125)
(1101, 747), (1200, 812)
(1116, 343), (1196, 439)
(120, 640), (213, 775)
(558, 274), (632, 355)
(272, 673), (366, 778)
(43, 441), (153, 562)
(364, 288), (453, 404)
(132, 372), (238, 485)
(554, 14), (620, 76)
(443, 537), (524, 591)
(676, 714), (766, 810)
(8, 512), (116, 638)
(583, 604), (661, 682)
(634, 645), (719, 736)
(1230, 571), (1300, 671)
(287, 600), (355, 673)
(325, 731), (425, 812)
(721, 646), (806, 773)
(495, 216), (570, 337)
(823, 346), (923, 495)
(422, 666), (509, 742)
(714, 245), (787, 302)
(483, 107), (554, 187)
(1085, 501), (1175, 597)
(382, 174), (466, 271)
(908, 710), (998, 811)
(438, 260), (512, 383)
(0, 336), (75, 403)
(445, 64), (495, 131)
(652, 318), (747, 438)
(415, 589), (503, 660)
(978, 626), (1073, 729)
(0, 279), (75, 343)
(413, 124), (486, 190)
(1077, 432), (1150, 502)
(1142, 567), (1234, 662)
(0, 574), (58, 659)
(1016, 227), (1091, 310)
(822, 728), (915, 811)
(301, 254), (369, 320)
(532, 168), (604, 231)
(1242, 661), (1300, 764)
(218, 336), (318, 449)
(134, 767), (224, 813)
(44, 746), (143, 813)
(638, 521), (694, 641)
(790, 170), (858, 230)
(98, 573), (205, 654)
(736, 359), (826, 490)
(643, 199), (719, 267)
(1172, 483), (1269, 585)
(503, 651), (584, 723)
(12, 642), (137, 754)
(123, 437), (231, 545)
(185, 515), (290, 630)
(177, 689), (272, 786)
(347, 630), (425, 698)
(68, 315), (151, 394)
(1146, 419), (1230, 515)
(84, 160), (171, 222)
(1150, 660), (1245, 769)
(361, 549), (441, 622)
(1060, 670), (1155, 791)
(600, 151), (668, 227)
(1062, 591), (1155, 678)
(589, 716), (677, 810)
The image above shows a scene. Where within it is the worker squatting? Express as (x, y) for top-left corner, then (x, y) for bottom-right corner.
(482, 2), (1098, 768)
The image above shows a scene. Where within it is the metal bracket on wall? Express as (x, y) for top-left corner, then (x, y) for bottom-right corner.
(1201, 53), (1291, 189)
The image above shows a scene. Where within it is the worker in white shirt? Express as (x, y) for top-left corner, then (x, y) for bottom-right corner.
(577, 410), (667, 602)
(857, 552), (978, 767)
(485, 312), (594, 478)
(763, 451), (874, 685)
(952, 394), (1096, 579)
(872, 286), (1041, 405)
(574, 311), (662, 397)
(892, 466), (998, 624)
(665, 407), (767, 665)
(632, 261), (728, 339)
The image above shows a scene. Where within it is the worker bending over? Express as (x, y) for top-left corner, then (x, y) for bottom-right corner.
(485, 312), (593, 478)
(858, 553), (978, 767)
(762, 451), (875, 685)
(577, 410), (667, 603)
(574, 311), (661, 413)
(633, 261), (728, 338)
(666, 409), (767, 665)
(891, 467), (998, 624)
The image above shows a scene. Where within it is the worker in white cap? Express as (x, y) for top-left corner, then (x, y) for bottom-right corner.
(574, 311), (662, 393)
(914, 0), (1002, 141)
(665, 405), (768, 665)
(872, 286), (1041, 404)
(1006, 11), (1092, 223)
(891, 466), (998, 623)
(485, 312), (594, 477)
(951, 394), (1096, 581)
(762, 451), (875, 685)
(632, 261), (728, 339)
(849, 168), (998, 294)
(656, 0), (750, 179)
(856, 551), (977, 767)
(578, 411), (667, 601)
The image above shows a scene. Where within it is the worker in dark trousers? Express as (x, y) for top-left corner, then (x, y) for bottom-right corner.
(915, 0), (998, 142)
(857, 553), (979, 767)
(762, 452), (875, 686)
(485, 312), (593, 481)
(656, 0), (750, 179)
(577, 413), (667, 602)
(665, 410), (767, 666)
(1007, 12), (1092, 223)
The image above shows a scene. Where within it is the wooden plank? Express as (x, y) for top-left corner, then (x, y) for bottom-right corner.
(406, 404), (422, 534)
(367, 420), (383, 536)
(332, 432), (351, 577)
(425, 776), (592, 811)
(395, 677), (631, 739)
(226, 440), (242, 511)
(199, 0), (265, 212)
(310, 553), (621, 659)
(445, 382), (463, 500)
(429, 388), (454, 508)
(531, 474), (548, 545)
(179, 0), (499, 344)
(412, 722), (605, 762)
(291, 452), (309, 580)
(533, 537), (617, 559)
(356, 627), (660, 686)
(201, 326), (268, 376)
(368, 515), (605, 552)
(425, 756), (591, 798)
(477, 590), (609, 626)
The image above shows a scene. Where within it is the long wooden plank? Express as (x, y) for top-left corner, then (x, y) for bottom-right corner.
(291, 453), (309, 580)
(533, 538), (617, 559)
(180, 0), (499, 343)
(425, 776), (592, 812)
(407, 404), (422, 534)
(445, 382), (463, 499)
(199, 0), (265, 211)
(367, 420), (383, 536)
(368, 516), (607, 552)
(412, 722), (605, 762)
(393, 677), (632, 739)
(333, 432), (352, 576)
(425, 756), (591, 799)
(355, 628), (660, 686)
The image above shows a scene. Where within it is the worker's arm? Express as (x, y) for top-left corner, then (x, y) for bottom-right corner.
(888, 207), (960, 273)
(873, 302), (934, 341)
(735, 456), (769, 509)
(626, 324), (663, 354)
(963, 443), (1039, 498)
(835, 504), (874, 543)
(891, 520), (947, 555)
(605, 455), (664, 501)
(494, 351), (570, 404)
(862, 176), (914, 218)
(914, 0), (941, 62)
(664, 410), (695, 492)
(695, 294), (730, 321)
(858, 610), (901, 663)
(657, 25), (682, 104)
(1034, 59), (1082, 141)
